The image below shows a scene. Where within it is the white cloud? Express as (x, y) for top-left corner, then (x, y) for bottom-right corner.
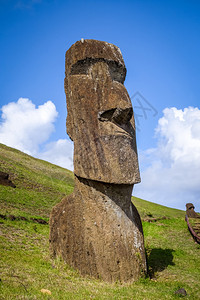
(134, 107), (200, 211)
(0, 98), (58, 155)
(0, 98), (74, 171)
(38, 139), (74, 171)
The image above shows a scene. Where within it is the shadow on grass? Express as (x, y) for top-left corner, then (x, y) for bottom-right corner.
(146, 248), (175, 278)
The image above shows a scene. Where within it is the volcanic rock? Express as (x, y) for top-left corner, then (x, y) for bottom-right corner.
(50, 39), (147, 282)
(0, 171), (16, 188)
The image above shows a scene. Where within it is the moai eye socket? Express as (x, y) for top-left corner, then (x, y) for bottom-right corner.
(70, 58), (92, 75)
(107, 61), (126, 84)
(70, 58), (126, 84)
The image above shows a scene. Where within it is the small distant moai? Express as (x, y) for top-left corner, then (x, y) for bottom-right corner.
(49, 40), (147, 282)
(186, 203), (200, 218)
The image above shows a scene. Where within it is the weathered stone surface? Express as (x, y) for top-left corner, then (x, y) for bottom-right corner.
(65, 39), (140, 184)
(50, 39), (147, 282)
(50, 176), (146, 282)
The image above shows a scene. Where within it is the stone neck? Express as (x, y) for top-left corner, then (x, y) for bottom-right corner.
(74, 175), (134, 219)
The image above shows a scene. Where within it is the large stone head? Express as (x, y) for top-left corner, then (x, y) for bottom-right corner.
(65, 39), (140, 184)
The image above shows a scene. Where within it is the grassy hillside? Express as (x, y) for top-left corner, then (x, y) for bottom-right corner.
(0, 143), (200, 299)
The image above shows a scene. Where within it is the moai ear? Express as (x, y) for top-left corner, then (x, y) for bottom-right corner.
(64, 77), (74, 141)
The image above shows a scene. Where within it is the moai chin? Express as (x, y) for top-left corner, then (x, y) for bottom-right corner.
(49, 39), (147, 282)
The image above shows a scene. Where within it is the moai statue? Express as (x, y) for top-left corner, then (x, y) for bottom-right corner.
(186, 203), (200, 218)
(49, 40), (147, 282)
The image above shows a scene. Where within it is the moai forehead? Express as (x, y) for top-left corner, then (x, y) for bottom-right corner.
(65, 39), (125, 75)
(65, 40), (140, 184)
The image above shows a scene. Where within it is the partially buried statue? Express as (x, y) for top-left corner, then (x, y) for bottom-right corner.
(49, 39), (147, 282)
(186, 203), (200, 218)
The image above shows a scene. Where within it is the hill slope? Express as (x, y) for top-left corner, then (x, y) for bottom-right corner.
(0, 143), (200, 299)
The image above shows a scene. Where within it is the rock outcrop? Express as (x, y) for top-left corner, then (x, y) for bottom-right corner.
(50, 39), (147, 282)
(0, 171), (16, 188)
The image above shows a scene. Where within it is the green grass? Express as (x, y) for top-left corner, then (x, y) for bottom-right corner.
(0, 143), (200, 299)
(132, 197), (185, 219)
(0, 143), (74, 217)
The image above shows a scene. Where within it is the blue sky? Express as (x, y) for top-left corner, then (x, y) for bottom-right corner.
(0, 0), (200, 210)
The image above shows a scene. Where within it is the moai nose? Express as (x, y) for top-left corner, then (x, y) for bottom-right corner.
(98, 106), (133, 125)
(112, 106), (133, 125)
